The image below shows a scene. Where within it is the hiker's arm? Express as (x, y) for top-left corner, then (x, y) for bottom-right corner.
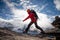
(23, 16), (29, 22)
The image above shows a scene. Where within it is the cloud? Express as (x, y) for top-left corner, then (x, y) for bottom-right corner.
(54, 0), (60, 10)
(0, 18), (7, 22)
(20, 0), (38, 10)
(4, 0), (48, 12)
(20, 0), (48, 13)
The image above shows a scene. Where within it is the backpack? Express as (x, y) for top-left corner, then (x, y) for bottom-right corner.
(31, 10), (38, 19)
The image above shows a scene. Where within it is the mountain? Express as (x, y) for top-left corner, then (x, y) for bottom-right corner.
(0, 27), (53, 40)
(0, 19), (56, 40)
(0, 18), (57, 34)
(0, 20), (14, 30)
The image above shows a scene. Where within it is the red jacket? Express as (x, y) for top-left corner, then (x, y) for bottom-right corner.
(23, 13), (37, 22)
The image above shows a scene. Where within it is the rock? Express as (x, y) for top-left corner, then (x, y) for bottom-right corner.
(0, 27), (53, 40)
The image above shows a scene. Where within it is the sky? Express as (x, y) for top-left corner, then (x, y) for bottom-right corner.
(0, 0), (60, 33)
(0, 0), (60, 19)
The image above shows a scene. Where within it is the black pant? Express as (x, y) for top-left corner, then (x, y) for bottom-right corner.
(24, 21), (45, 33)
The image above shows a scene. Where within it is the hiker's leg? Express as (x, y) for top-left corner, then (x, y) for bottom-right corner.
(24, 22), (33, 33)
(34, 22), (45, 33)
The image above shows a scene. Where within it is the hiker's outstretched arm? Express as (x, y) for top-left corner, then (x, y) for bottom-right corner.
(23, 16), (29, 22)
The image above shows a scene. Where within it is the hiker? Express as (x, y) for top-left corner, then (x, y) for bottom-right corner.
(52, 16), (60, 29)
(23, 9), (45, 34)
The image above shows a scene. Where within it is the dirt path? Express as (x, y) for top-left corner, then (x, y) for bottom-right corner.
(0, 27), (56, 40)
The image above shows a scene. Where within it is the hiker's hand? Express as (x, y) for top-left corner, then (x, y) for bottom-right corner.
(23, 20), (25, 22)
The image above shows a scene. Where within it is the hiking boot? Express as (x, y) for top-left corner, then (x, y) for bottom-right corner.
(41, 32), (45, 34)
(38, 32), (46, 37)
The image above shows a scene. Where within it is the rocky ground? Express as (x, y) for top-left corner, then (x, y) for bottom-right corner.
(0, 27), (56, 40)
